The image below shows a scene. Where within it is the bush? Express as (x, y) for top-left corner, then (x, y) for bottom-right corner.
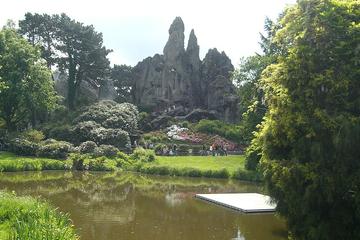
(114, 151), (130, 168)
(21, 129), (45, 143)
(182, 168), (202, 177)
(78, 141), (98, 154)
(69, 153), (87, 170)
(138, 112), (151, 131)
(194, 119), (244, 144)
(37, 140), (74, 159)
(45, 124), (73, 142)
(72, 121), (130, 148)
(142, 131), (168, 143)
(87, 156), (117, 171)
(180, 121), (190, 128)
(232, 168), (262, 182)
(93, 128), (130, 148)
(75, 100), (139, 134)
(68, 153), (117, 171)
(9, 138), (39, 156)
(40, 159), (66, 170)
(135, 165), (230, 179)
(71, 121), (101, 143)
(94, 145), (119, 158)
(0, 159), (65, 172)
(130, 147), (156, 162)
(177, 144), (190, 155)
(0, 159), (43, 172)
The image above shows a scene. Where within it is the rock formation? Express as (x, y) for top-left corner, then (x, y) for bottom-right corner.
(132, 17), (238, 122)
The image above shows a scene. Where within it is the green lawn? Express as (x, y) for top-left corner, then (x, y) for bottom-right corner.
(137, 155), (260, 181)
(0, 151), (261, 181)
(150, 155), (246, 174)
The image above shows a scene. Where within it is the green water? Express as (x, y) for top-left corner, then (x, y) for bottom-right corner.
(0, 171), (287, 240)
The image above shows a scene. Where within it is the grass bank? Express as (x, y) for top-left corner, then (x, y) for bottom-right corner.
(0, 152), (66, 172)
(0, 191), (78, 240)
(0, 151), (261, 181)
(133, 155), (262, 181)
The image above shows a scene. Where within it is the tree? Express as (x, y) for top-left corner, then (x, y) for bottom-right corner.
(0, 80), (6, 92)
(0, 28), (57, 130)
(256, 0), (360, 239)
(110, 64), (134, 103)
(233, 55), (269, 142)
(18, 13), (57, 68)
(232, 17), (280, 145)
(19, 13), (112, 110)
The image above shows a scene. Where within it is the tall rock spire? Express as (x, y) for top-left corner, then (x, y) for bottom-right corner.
(186, 29), (200, 67)
(163, 17), (185, 63)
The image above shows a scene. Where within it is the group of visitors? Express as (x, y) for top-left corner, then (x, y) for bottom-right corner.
(134, 139), (229, 156)
(202, 144), (228, 156)
(161, 144), (178, 156)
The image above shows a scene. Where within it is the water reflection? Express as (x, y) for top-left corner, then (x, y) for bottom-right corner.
(0, 171), (287, 240)
(232, 228), (245, 240)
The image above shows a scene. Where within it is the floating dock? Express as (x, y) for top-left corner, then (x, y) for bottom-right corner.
(195, 193), (276, 213)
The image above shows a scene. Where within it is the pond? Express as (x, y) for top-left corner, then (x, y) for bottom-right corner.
(0, 171), (287, 240)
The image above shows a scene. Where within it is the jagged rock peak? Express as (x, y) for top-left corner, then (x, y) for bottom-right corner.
(163, 17), (185, 63)
(169, 16), (185, 34)
(202, 48), (234, 79)
(186, 29), (199, 52)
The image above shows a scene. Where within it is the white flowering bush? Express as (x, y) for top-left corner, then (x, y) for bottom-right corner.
(166, 125), (189, 141)
(75, 100), (139, 134)
(94, 145), (119, 158)
(71, 101), (136, 149)
(165, 125), (205, 143)
(72, 121), (130, 148)
(71, 121), (101, 143)
(37, 140), (74, 159)
(78, 141), (98, 154)
(93, 128), (130, 148)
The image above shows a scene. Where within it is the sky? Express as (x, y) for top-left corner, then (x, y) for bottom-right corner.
(0, 0), (296, 67)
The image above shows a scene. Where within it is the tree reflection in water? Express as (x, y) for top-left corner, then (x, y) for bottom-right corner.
(232, 228), (245, 240)
(0, 171), (287, 240)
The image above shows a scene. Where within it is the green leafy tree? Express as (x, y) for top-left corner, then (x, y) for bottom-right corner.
(256, 0), (360, 239)
(0, 79), (6, 92)
(19, 13), (112, 110)
(233, 18), (281, 144)
(233, 55), (269, 143)
(110, 64), (134, 103)
(0, 28), (57, 130)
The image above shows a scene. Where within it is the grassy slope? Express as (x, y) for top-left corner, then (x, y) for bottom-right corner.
(150, 155), (246, 173)
(0, 191), (78, 240)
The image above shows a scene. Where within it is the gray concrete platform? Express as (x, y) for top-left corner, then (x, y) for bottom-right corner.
(195, 193), (276, 213)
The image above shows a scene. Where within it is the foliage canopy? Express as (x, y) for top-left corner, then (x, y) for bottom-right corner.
(0, 28), (57, 130)
(19, 13), (111, 110)
(256, 0), (360, 239)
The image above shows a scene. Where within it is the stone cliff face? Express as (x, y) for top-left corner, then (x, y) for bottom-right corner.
(132, 17), (238, 122)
